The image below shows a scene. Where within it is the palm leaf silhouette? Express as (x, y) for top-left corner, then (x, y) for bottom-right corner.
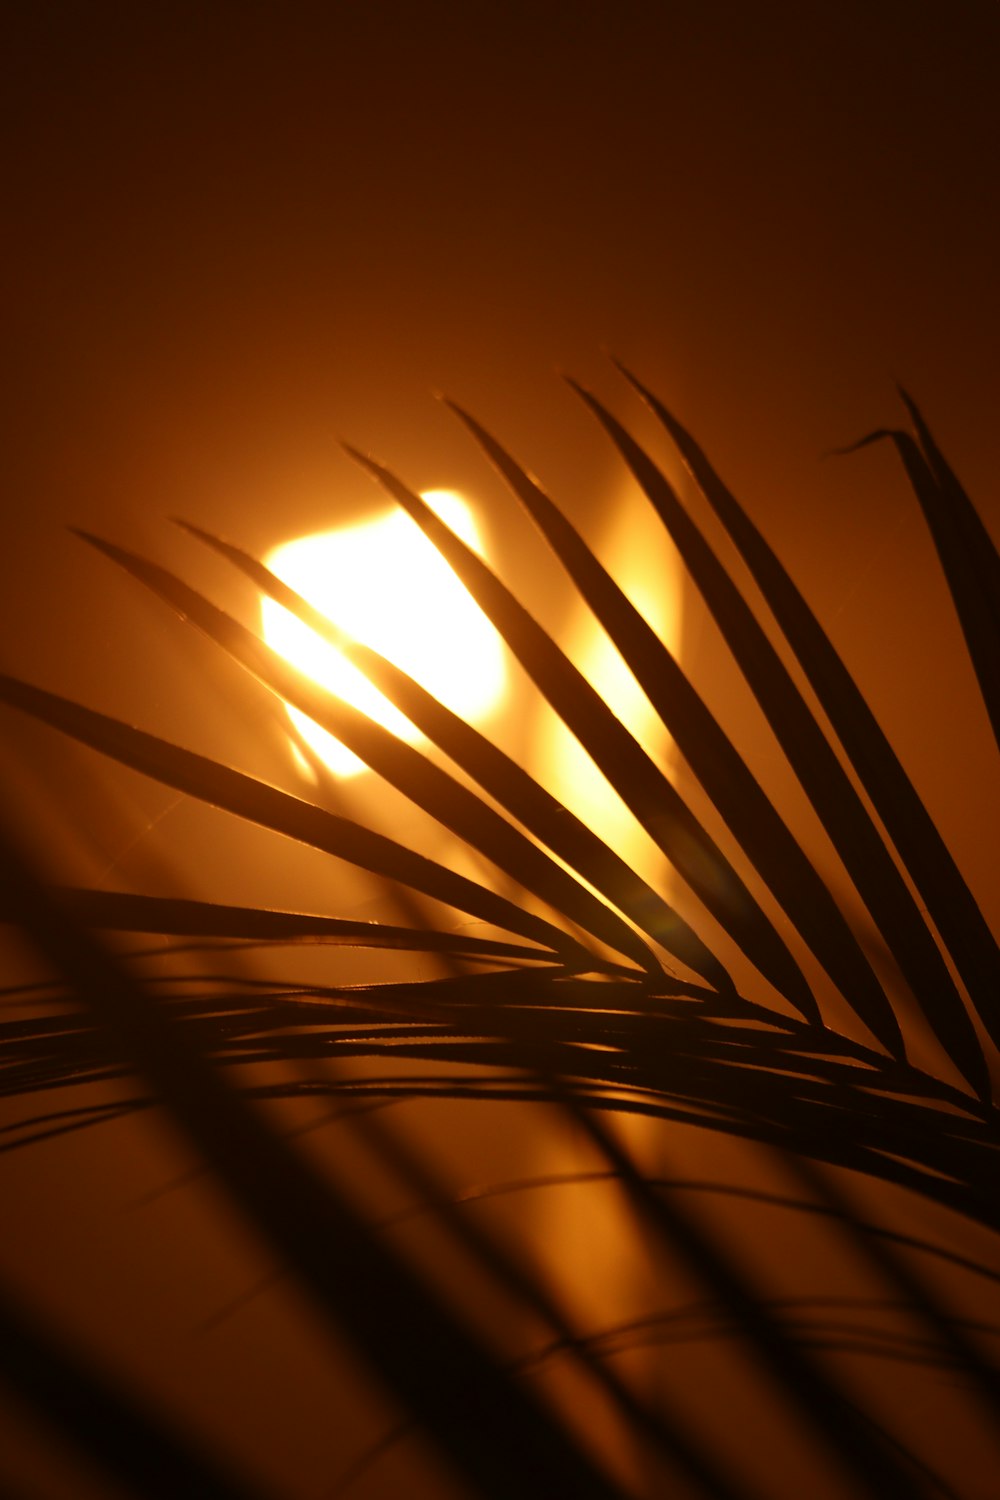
(0, 376), (997, 1499)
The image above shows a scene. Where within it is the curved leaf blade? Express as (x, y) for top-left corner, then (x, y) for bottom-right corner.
(8, 887), (556, 963)
(574, 376), (989, 1099)
(344, 445), (825, 1023)
(445, 398), (906, 1058)
(626, 378), (1000, 1050)
(177, 520), (699, 981)
(76, 530), (663, 977)
(0, 672), (586, 965)
(897, 389), (1000, 747)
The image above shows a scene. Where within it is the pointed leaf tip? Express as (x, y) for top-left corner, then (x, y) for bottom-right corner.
(608, 356), (655, 400)
(829, 429), (899, 458)
(342, 442), (386, 477)
(73, 530), (129, 567)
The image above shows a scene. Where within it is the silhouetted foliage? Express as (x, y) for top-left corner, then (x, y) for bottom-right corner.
(1, 377), (997, 1498)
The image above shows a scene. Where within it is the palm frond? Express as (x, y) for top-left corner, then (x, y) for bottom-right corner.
(1, 378), (997, 1499)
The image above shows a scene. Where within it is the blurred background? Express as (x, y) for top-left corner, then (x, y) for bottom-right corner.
(2, 2), (998, 1496)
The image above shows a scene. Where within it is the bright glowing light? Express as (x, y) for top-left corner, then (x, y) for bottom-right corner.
(533, 474), (683, 881)
(261, 490), (506, 776)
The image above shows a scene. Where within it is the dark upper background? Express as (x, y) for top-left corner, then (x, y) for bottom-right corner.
(1, 0), (997, 896)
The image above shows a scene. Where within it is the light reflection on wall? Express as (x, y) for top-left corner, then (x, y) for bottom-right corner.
(260, 489), (506, 776)
(533, 473), (683, 889)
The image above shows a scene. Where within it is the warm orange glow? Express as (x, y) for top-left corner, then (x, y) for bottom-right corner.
(261, 490), (506, 776)
(533, 475), (683, 878)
